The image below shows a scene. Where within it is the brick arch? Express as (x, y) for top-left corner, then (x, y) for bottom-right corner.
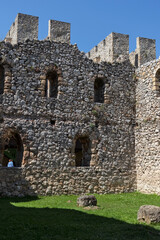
(40, 65), (63, 97)
(0, 128), (29, 167)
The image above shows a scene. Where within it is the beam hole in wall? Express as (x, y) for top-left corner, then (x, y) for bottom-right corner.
(0, 65), (4, 95)
(50, 119), (56, 125)
(94, 78), (105, 103)
(45, 71), (58, 98)
(95, 121), (99, 128)
(75, 137), (91, 167)
(1, 129), (24, 167)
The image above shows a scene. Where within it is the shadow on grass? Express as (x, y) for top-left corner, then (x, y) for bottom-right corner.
(0, 197), (160, 240)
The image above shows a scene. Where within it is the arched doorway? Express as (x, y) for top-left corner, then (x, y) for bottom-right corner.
(2, 129), (24, 167)
(75, 137), (91, 166)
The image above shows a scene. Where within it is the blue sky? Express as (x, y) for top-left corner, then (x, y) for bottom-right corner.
(1, 0), (160, 57)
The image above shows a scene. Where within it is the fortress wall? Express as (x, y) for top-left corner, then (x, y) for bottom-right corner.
(87, 32), (129, 63)
(5, 13), (39, 44)
(135, 60), (160, 194)
(48, 20), (70, 43)
(0, 40), (136, 196)
(0, 166), (136, 197)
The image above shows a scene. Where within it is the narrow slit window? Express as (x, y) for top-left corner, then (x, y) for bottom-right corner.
(94, 78), (105, 103)
(0, 65), (4, 95)
(45, 71), (58, 98)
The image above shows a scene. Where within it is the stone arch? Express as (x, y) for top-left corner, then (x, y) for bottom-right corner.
(94, 77), (105, 103)
(40, 65), (63, 98)
(153, 68), (160, 93)
(73, 135), (92, 167)
(1, 128), (24, 167)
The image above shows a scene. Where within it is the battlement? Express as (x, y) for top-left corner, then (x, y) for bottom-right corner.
(48, 20), (70, 44)
(86, 32), (129, 63)
(87, 33), (156, 66)
(5, 13), (70, 44)
(5, 13), (39, 44)
(129, 37), (156, 67)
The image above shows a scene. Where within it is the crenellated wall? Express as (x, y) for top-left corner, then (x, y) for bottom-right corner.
(0, 13), (159, 197)
(0, 39), (136, 196)
(5, 13), (70, 45)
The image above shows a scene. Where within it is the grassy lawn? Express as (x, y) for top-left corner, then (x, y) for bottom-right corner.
(0, 192), (160, 240)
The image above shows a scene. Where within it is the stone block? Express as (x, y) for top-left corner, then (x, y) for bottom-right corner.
(77, 195), (97, 207)
(137, 205), (160, 224)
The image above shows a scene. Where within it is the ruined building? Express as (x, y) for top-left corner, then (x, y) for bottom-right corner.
(0, 13), (159, 196)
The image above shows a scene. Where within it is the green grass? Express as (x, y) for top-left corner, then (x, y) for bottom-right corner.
(0, 192), (160, 240)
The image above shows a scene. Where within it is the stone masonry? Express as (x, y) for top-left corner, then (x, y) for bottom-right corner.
(0, 13), (159, 196)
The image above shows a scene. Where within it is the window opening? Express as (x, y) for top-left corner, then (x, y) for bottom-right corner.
(75, 137), (91, 166)
(45, 71), (58, 98)
(94, 78), (105, 103)
(0, 65), (4, 95)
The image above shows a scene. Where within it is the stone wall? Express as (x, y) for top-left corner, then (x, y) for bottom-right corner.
(0, 166), (136, 197)
(135, 60), (160, 194)
(1, 13), (159, 197)
(0, 39), (136, 196)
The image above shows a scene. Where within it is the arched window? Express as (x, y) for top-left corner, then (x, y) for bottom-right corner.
(75, 137), (91, 166)
(94, 78), (105, 103)
(2, 129), (24, 167)
(0, 65), (4, 95)
(45, 71), (58, 98)
(154, 69), (160, 92)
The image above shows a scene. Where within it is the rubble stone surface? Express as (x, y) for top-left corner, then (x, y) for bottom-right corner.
(77, 195), (97, 207)
(137, 205), (160, 224)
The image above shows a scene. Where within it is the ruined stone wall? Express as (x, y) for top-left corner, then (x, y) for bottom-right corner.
(135, 60), (160, 194)
(0, 39), (136, 196)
